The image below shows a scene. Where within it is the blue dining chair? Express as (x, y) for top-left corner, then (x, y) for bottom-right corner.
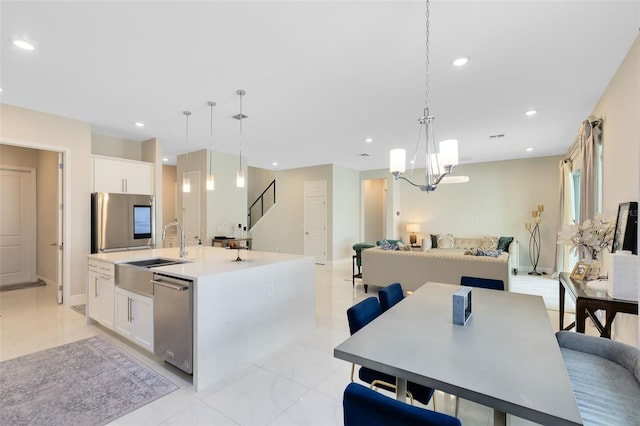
(460, 276), (505, 291)
(343, 382), (461, 426)
(346, 297), (435, 406)
(378, 282), (405, 312)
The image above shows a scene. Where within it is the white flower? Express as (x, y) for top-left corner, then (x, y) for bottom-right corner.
(557, 214), (614, 259)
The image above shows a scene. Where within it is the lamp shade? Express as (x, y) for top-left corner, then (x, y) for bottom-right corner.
(182, 176), (191, 193)
(206, 174), (215, 191)
(236, 169), (245, 188)
(438, 139), (459, 166)
(406, 223), (421, 233)
(390, 149), (406, 173)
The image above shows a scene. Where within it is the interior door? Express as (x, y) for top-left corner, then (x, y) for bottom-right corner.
(182, 170), (201, 246)
(57, 153), (63, 303)
(304, 180), (327, 264)
(0, 166), (36, 286)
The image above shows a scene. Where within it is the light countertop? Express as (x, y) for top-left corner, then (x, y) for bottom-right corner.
(88, 246), (313, 280)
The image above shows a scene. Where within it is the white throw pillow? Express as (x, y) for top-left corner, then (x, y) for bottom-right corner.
(422, 237), (432, 251)
(481, 236), (499, 251)
(437, 234), (454, 249)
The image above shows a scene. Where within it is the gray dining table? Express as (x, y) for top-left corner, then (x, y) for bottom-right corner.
(334, 282), (583, 426)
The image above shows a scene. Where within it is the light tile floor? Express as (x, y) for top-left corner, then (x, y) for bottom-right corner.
(0, 264), (592, 425)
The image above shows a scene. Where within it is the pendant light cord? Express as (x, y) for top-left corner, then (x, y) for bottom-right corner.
(208, 101), (215, 175)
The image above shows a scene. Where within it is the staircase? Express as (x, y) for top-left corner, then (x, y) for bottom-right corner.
(248, 179), (276, 229)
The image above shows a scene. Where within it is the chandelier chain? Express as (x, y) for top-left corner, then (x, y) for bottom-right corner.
(424, 0), (430, 113)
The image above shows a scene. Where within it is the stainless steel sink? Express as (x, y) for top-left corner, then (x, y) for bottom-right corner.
(123, 257), (187, 268)
(116, 258), (188, 296)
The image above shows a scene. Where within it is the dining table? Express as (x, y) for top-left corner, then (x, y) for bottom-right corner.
(334, 282), (583, 426)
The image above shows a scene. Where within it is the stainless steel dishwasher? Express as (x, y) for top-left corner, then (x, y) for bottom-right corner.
(152, 273), (193, 374)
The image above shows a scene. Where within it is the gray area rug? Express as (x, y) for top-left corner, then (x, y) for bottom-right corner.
(70, 304), (86, 316)
(0, 279), (45, 292)
(0, 336), (178, 426)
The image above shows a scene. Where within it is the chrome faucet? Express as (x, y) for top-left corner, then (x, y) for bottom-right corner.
(162, 221), (188, 259)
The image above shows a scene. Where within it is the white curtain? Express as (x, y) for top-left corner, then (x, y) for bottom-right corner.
(578, 119), (602, 221)
(553, 160), (576, 276)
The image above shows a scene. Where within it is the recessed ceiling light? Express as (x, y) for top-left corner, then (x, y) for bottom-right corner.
(526, 147), (534, 152)
(134, 122), (144, 127)
(162, 158), (169, 162)
(452, 57), (468, 67)
(364, 138), (373, 143)
(13, 39), (35, 50)
(272, 162), (278, 167)
(525, 110), (537, 116)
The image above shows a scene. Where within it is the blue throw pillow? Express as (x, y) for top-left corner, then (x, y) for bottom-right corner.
(497, 236), (514, 252)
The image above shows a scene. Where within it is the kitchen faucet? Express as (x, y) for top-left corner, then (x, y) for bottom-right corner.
(162, 222), (188, 259)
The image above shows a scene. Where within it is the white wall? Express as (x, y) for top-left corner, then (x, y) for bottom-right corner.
(363, 156), (561, 273)
(91, 133), (142, 160)
(251, 165), (333, 257)
(592, 34), (639, 346)
(1, 103), (92, 301)
(332, 165), (360, 262)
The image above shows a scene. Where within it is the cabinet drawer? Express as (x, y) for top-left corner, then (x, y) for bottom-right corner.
(88, 260), (114, 278)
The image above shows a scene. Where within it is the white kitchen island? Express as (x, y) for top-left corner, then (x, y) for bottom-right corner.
(88, 246), (316, 391)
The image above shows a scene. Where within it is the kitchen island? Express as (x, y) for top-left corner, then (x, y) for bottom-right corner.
(87, 246), (316, 391)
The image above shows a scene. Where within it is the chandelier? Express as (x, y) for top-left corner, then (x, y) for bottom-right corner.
(389, 0), (468, 192)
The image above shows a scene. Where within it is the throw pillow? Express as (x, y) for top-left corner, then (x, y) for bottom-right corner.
(481, 236), (498, 251)
(497, 236), (514, 252)
(430, 234), (438, 248)
(423, 237), (432, 251)
(437, 234), (454, 249)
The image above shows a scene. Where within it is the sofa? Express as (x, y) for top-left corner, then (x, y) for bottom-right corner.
(556, 331), (640, 425)
(361, 235), (517, 293)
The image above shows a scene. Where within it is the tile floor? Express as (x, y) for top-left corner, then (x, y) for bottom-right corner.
(0, 264), (586, 425)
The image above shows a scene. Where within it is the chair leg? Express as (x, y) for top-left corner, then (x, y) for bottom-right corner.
(454, 395), (460, 416)
(364, 284), (368, 293)
(350, 364), (355, 382)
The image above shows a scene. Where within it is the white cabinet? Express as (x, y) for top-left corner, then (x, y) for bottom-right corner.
(115, 287), (154, 352)
(87, 260), (115, 329)
(93, 156), (153, 194)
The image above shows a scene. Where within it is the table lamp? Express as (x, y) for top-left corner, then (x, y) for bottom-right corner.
(407, 224), (421, 246)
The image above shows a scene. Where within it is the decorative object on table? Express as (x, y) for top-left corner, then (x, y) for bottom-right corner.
(0, 336), (177, 426)
(524, 204), (545, 275)
(570, 261), (591, 281)
(608, 250), (639, 300)
(558, 213), (615, 280)
(406, 223), (421, 246)
(388, 0), (469, 193)
(452, 286), (472, 325)
(611, 201), (638, 255)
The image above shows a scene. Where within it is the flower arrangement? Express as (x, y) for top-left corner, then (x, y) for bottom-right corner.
(557, 214), (615, 260)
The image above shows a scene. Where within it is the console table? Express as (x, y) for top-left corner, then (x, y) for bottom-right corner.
(559, 272), (638, 338)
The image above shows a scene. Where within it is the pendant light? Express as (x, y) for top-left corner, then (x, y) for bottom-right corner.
(233, 89), (247, 188)
(389, 0), (468, 192)
(182, 111), (191, 193)
(206, 101), (216, 191)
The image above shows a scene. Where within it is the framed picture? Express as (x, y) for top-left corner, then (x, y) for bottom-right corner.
(612, 201), (638, 254)
(570, 262), (591, 281)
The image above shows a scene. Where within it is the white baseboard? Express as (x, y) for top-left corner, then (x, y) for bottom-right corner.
(68, 293), (86, 306)
(324, 258), (351, 266)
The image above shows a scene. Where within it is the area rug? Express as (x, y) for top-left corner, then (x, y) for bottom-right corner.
(0, 336), (178, 426)
(70, 304), (86, 316)
(0, 279), (45, 292)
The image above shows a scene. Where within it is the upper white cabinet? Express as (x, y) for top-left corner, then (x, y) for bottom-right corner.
(93, 156), (154, 194)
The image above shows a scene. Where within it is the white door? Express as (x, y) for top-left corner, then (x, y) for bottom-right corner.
(182, 170), (201, 246)
(304, 180), (327, 264)
(57, 153), (63, 303)
(0, 166), (36, 286)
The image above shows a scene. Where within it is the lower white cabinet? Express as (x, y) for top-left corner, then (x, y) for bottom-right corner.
(87, 261), (115, 329)
(115, 287), (154, 352)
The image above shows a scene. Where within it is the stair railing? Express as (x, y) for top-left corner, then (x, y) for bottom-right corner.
(248, 179), (276, 229)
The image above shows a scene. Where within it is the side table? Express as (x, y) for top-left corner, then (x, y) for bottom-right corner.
(559, 272), (638, 338)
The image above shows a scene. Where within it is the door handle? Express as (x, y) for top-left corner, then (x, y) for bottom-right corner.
(305, 232), (309, 235)
(50, 242), (58, 246)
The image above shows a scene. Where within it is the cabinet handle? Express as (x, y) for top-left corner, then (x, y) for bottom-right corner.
(125, 178), (128, 193)
(95, 277), (98, 297)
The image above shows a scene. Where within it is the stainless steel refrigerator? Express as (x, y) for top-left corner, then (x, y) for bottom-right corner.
(91, 192), (155, 253)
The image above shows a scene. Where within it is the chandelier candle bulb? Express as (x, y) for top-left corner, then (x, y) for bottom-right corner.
(538, 205), (544, 212)
(390, 149), (406, 173)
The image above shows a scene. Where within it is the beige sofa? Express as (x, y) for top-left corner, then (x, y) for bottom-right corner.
(361, 237), (517, 293)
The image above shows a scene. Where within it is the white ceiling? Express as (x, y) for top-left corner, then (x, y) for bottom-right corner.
(1, 1), (638, 171)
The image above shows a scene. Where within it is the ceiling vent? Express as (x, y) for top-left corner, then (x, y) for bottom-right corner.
(489, 134), (505, 139)
(359, 153), (371, 157)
